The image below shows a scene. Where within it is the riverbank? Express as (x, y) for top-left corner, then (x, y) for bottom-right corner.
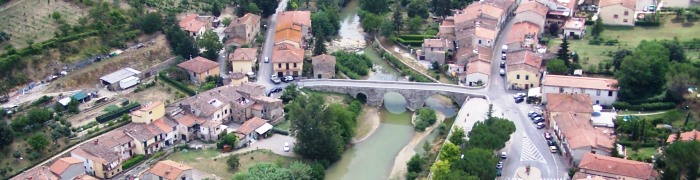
(352, 106), (381, 144)
(388, 111), (446, 179)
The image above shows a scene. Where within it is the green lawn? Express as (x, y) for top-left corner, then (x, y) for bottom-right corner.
(275, 119), (291, 131)
(167, 148), (299, 178)
(626, 147), (657, 161)
(550, 16), (700, 69)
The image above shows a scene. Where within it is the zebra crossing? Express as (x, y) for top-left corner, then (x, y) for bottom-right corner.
(519, 136), (547, 164)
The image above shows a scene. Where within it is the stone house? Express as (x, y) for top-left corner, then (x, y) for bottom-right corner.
(465, 60), (491, 86)
(505, 22), (540, 53)
(421, 39), (451, 64)
(224, 13), (261, 46)
(272, 47), (305, 77)
(235, 117), (273, 147)
(541, 75), (619, 106)
(563, 17), (586, 38)
(179, 14), (208, 37)
(70, 132), (134, 179)
(311, 54), (337, 79)
(229, 48), (258, 74)
(599, 0), (637, 26)
(506, 50), (543, 89)
(513, 0), (549, 31)
(177, 57), (220, 84)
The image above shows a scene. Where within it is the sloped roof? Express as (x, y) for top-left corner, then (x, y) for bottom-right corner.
(100, 68), (141, 84)
(546, 93), (593, 113)
(148, 160), (193, 180)
(311, 54), (337, 69)
(274, 23), (303, 45)
(579, 153), (657, 179)
(475, 27), (497, 40)
(552, 112), (614, 150)
(177, 57), (220, 73)
(226, 13), (261, 32)
(461, 2), (504, 23)
(179, 14), (206, 32)
(49, 157), (83, 176)
(423, 39), (447, 48)
(543, 75), (619, 91)
(506, 50), (542, 74)
(515, 1), (549, 17)
(152, 118), (176, 133)
(466, 60), (492, 75)
(506, 22), (540, 45)
(237, 117), (268, 135)
(230, 48), (258, 62)
(564, 17), (586, 30)
(277, 11), (311, 27)
(272, 48), (304, 63)
(667, 129), (700, 143)
(599, 0), (637, 9)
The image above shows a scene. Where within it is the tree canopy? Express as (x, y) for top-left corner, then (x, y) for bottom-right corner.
(197, 30), (224, 61)
(28, 133), (49, 152)
(0, 121), (13, 150)
(360, 0), (390, 14)
(451, 148), (498, 179)
(546, 59), (568, 75)
(288, 94), (348, 163)
(616, 41), (670, 100)
(664, 140), (700, 179)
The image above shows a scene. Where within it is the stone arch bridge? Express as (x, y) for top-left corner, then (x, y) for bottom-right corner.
(298, 79), (488, 111)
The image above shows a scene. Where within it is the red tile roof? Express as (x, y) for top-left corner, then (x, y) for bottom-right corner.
(175, 114), (205, 127)
(506, 22), (540, 45)
(177, 57), (220, 74)
(49, 157), (83, 176)
(543, 75), (619, 91)
(506, 50), (542, 73)
(152, 118), (175, 133)
(272, 48), (304, 63)
(178, 14), (206, 33)
(230, 48), (258, 62)
(667, 129), (700, 143)
(552, 112), (614, 150)
(546, 93), (593, 113)
(599, 0), (637, 9)
(466, 60), (491, 75)
(515, 1), (549, 17)
(578, 153), (658, 179)
(237, 117), (268, 135)
(148, 160), (193, 180)
(277, 11), (311, 27)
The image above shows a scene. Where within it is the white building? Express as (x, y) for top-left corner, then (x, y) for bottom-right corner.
(541, 75), (619, 106)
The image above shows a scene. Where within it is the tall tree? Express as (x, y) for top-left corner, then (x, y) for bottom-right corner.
(610, 48), (632, 71)
(313, 37), (327, 56)
(140, 12), (163, 34)
(360, 13), (383, 33)
(407, 154), (424, 173)
(248, 3), (261, 15)
(28, 133), (49, 152)
(407, 0), (430, 19)
(662, 38), (687, 62)
(211, 2), (222, 17)
(197, 30), (224, 61)
(166, 25), (199, 58)
(360, 0), (390, 14)
(255, 0), (278, 17)
(591, 18), (604, 37)
(0, 121), (13, 150)
(438, 142), (461, 163)
(546, 59), (568, 75)
(666, 62), (698, 102)
(432, 0), (452, 17)
(665, 141), (700, 179)
(407, 16), (423, 34)
(616, 41), (670, 100)
(289, 94), (345, 163)
(448, 127), (466, 146)
(557, 37), (570, 66)
(431, 160), (452, 180)
(392, 3), (404, 32)
(451, 148), (498, 179)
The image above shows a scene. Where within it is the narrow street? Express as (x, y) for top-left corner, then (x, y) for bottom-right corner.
(256, 0), (291, 92)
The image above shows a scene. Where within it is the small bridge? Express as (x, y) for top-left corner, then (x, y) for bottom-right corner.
(298, 79), (488, 111)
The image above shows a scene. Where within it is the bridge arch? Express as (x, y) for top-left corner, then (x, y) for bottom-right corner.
(355, 92), (368, 104)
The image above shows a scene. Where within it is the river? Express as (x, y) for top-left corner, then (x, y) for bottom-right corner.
(324, 1), (457, 179)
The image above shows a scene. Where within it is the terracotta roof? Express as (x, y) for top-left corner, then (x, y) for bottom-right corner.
(237, 117), (268, 134)
(72, 128), (135, 164)
(175, 114), (203, 127)
(506, 51), (542, 74)
(543, 75), (619, 91)
(423, 39), (447, 48)
(230, 48), (258, 62)
(272, 48), (304, 63)
(274, 26), (303, 45)
(470, 45), (493, 63)
(131, 101), (163, 116)
(179, 83), (264, 117)
(515, 1), (549, 17)
(546, 93), (593, 113)
(564, 17), (586, 30)
(152, 118), (175, 133)
(49, 157), (83, 176)
(179, 14), (206, 33)
(148, 160), (193, 180)
(552, 112), (614, 150)
(277, 11), (311, 27)
(458, 2), (504, 23)
(74, 174), (99, 180)
(226, 13), (261, 32)
(599, 0), (637, 9)
(578, 153), (658, 179)
(475, 27), (496, 40)
(466, 60), (491, 75)
(311, 54), (336, 67)
(13, 166), (59, 180)
(572, 172), (611, 180)
(506, 22), (540, 45)
(667, 129), (700, 143)
(122, 123), (162, 142)
(177, 57), (220, 74)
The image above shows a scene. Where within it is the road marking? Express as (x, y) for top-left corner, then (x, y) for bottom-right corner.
(519, 135), (547, 164)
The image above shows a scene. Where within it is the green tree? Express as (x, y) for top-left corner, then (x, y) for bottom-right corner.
(288, 161), (313, 180)
(449, 127), (465, 146)
(0, 121), (13, 150)
(287, 0), (299, 10)
(407, 0), (430, 19)
(140, 12), (163, 34)
(616, 41), (670, 100)
(557, 37), (570, 66)
(665, 140), (700, 179)
(233, 163), (293, 179)
(444, 171), (479, 180)
(591, 18), (604, 37)
(27, 108), (52, 126)
(197, 30), (224, 61)
(360, 13), (383, 33)
(222, 17), (232, 26)
(313, 37), (327, 56)
(217, 133), (238, 149)
(407, 16), (423, 33)
(328, 104), (356, 144)
(248, 3), (261, 15)
(51, 11), (62, 20)
(610, 48), (632, 71)
(431, 0), (452, 17)
(166, 25), (199, 58)
(438, 142), (460, 163)
(210, 2), (221, 17)
(451, 148), (497, 179)
(467, 117), (515, 150)
(28, 133), (49, 152)
(431, 160), (451, 180)
(423, 140), (432, 153)
(661, 38), (687, 62)
(407, 154), (424, 173)
(392, 3), (403, 32)
(280, 83), (300, 103)
(666, 62), (698, 102)
(360, 0), (390, 14)
(289, 94), (344, 163)
(255, 0), (278, 17)
(546, 59), (568, 75)
(227, 155), (241, 170)
(309, 161), (326, 180)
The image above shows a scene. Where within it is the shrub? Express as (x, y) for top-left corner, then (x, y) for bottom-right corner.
(95, 103), (141, 123)
(122, 155), (145, 170)
(271, 127), (289, 135)
(159, 72), (195, 96)
(635, 21), (661, 26)
(612, 101), (676, 111)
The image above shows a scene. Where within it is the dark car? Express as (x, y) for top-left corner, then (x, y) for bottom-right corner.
(500, 61), (505, 68)
(537, 122), (545, 129)
(533, 117), (544, 123)
(544, 132), (552, 140)
(547, 140), (555, 146)
(514, 97), (524, 103)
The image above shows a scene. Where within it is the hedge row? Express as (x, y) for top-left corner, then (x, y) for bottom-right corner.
(95, 103), (141, 123)
(159, 72), (196, 96)
(635, 21), (661, 27)
(617, 140), (657, 148)
(395, 38), (423, 47)
(397, 34), (433, 41)
(612, 101), (676, 111)
(122, 155), (145, 170)
(271, 127), (290, 136)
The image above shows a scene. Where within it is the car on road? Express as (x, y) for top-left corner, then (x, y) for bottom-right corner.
(500, 61), (505, 68)
(501, 152), (507, 159)
(537, 122), (545, 129)
(643, 6), (648, 12)
(529, 113), (541, 119)
(283, 142), (290, 152)
(544, 132), (552, 140)
(501, 53), (506, 60)
(547, 140), (555, 146)
(282, 76), (294, 83)
(496, 168), (503, 176)
(267, 87), (283, 96)
(499, 69), (505, 76)
(533, 117), (544, 123)
(501, 45), (508, 53)
(264, 57), (270, 63)
(271, 75), (282, 84)
(649, 5), (656, 11)
(514, 93), (526, 99)
(496, 162), (503, 169)
(514, 97), (524, 103)
(549, 145), (558, 153)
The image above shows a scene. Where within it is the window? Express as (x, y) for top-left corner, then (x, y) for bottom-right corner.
(596, 100), (600, 104)
(596, 90), (601, 96)
(624, 11), (629, 16)
(516, 75), (520, 79)
(525, 75), (529, 80)
(608, 91), (613, 96)
(278, 63), (281, 68)
(530, 84), (534, 88)
(294, 63), (297, 68)
(149, 111), (152, 114)
(478, 40), (482, 44)
(559, 87), (564, 93)
(286, 63), (289, 69)
(614, 14), (619, 18)
(623, 19), (628, 23)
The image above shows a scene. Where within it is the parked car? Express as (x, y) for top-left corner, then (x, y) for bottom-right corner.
(496, 168), (503, 176)
(271, 75), (281, 84)
(529, 113), (541, 119)
(514, 93), (526, 99)
(549, 145), (558, 153)
(643, 6), (648, 12)
(501, 45), (508, 53)
(537, 122), (545, 129)
(264, 57), (270, 63)
(283, 76), (294, 83)
(533, 117), (544, 123)
(544, 132), (552, 140)
(283, 142), (290, 152)
(499, 69), (506, 76)
(547, 140), (555, 146)
(515, 97), (524, 103)
(501, 54), (506, 60)
(496, 162), (503, 169)
(500, 61), (505, 68)
(649, 5), (656, 11)
(501, 152), (507, 159)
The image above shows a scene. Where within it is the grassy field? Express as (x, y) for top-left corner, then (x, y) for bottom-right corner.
(550, 16), (700, 69)
(626, 147), (657, 161)
(275, 119), (291, 131)
(0, 0), (87, 53)
(167, 148), (299, 178)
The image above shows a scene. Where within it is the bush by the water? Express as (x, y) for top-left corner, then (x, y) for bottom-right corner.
(332, 51), (373, 79)
(414, 108), (437, 131)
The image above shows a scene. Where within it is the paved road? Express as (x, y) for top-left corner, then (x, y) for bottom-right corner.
(256, 0), (291, 93)
(299, 79), (487, 95)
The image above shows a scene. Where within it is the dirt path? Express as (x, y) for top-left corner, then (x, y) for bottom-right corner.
(351, 106), (381, 144)
(388, 111), (446, 179)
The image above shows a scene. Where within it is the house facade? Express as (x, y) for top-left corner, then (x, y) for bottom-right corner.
(465, 60), (491, 86)
(541, 75), (619, 106)
(599, 0), (637, 26)
(179, 14), (208, 37)
(224, 13), (261, 46)
(506, 50), (542, 89)
(513, 1), (549, 31)
(422, 39), (451, 64)
(563, 17), (586, 38)
(311, 54), (336, 79)
(235, 117), (272, 147)
(272, 47), (304, 77)
(574, 153), (659, 179)
(230, 48), (258, 74)
(177, 57), (221, 83)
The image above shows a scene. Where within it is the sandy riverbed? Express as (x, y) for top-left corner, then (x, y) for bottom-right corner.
(351, 106), (381, 144)
(388, 111), (446, 179)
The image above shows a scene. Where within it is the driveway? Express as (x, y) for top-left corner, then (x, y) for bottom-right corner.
(218, 134), (297, 158)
